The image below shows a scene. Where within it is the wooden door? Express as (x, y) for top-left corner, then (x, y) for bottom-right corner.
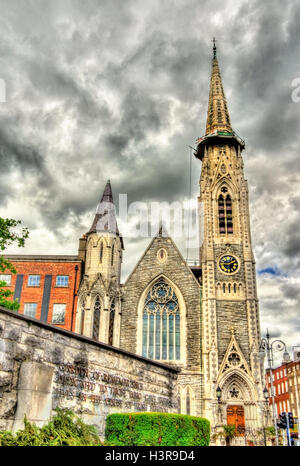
(227, 405), (245, 436)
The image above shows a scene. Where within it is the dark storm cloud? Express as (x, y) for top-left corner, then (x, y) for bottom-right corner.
(0, 0), (299, 349)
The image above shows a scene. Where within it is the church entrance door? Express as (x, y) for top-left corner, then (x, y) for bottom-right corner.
(226, 405), (245, 437)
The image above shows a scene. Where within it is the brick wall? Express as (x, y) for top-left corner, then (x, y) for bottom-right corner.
(2, 256), (81, 332)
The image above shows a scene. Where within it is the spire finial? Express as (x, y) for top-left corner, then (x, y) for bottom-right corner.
(212, 37), (217, 59)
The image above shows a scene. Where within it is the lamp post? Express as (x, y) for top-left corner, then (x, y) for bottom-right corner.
(216, 385), (222, 422)
(259, 330), (290, 447)
(215, 386), (223, 446)
(263, 386), (269, 446)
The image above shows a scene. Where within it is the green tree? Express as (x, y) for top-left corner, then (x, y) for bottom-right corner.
(0, 217), (29, 310)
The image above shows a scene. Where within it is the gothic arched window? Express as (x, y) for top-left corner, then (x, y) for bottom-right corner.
(218, 195), (225, 234)
(218, 190), (233, 235)
(142, 278), (180, 361)
(108, 299), (115, 346)
(226, 195), (233, 234)
(92, 296), (101, 340)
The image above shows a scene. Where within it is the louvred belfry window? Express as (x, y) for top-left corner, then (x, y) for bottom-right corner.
(218, 195), (225, 233)
(218, 191), (233, 235)
(142, 278), (180, 361)
(226, 195), (233, 234)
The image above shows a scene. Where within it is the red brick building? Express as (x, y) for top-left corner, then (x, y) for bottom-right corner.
(265, 357), (300, 443)
(266, 364), (290, 417)
(1, 255), (81, 331)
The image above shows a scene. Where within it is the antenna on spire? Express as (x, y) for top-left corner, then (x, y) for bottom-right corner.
(212, 37), (217, 59)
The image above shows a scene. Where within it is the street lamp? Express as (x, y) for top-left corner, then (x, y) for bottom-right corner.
(263, 386), (269, 446)
(259, 330), (291, 446)
(216, 386), (222, 425)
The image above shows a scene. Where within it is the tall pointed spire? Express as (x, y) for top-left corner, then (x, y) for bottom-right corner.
(194, 41), (245, 161)
(205, 39), (232, 135)
(88, 180), (122, 243)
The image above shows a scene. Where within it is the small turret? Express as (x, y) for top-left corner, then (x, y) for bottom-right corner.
(75, 180), (123, 347)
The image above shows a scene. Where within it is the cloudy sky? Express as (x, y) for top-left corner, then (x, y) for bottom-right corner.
(1, 0), (300, 359)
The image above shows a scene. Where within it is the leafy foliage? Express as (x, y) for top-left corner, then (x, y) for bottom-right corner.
(105, 412), (210, 446)
(0, 217), (29, 310)
(0, 408), (103, 446)
(223, 424), (237, 445)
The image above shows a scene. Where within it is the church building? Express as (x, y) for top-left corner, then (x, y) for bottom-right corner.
(3, 42), (266, 439)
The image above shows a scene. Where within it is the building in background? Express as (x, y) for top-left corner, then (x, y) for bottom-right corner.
(265, 352), (300, 443)
(1, 256), (81, 331)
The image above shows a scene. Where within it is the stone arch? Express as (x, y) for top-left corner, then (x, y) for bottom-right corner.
(213, 179), (240, 238)
(90, 294), (103, 341)
(219, 370), (256, 403)
(108, 297), (116, 346)
(179, 385), (196, 415)
(136, 274), (186, 365)
(76, 294), (87, 335)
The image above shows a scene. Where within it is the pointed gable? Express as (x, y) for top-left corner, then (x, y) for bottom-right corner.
(120, 229), (202, 368)
(217, 328), (253, 381)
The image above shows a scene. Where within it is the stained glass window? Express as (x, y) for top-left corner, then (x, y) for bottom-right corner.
(142, 278), (180, 361)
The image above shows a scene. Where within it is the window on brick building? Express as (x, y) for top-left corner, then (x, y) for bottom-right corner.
(24, 303), (37, 318)
(0, 274), (11, 285)
(28, 275), (40, 286)
(52, 304), (66, 324)
(56, 275), (69, 287)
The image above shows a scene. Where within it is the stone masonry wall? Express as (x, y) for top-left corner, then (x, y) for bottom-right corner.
(0, 306), (178, 438)
(120, 235), (202, 372)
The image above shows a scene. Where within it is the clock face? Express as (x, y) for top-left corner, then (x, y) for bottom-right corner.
(219, 255), (239, 274)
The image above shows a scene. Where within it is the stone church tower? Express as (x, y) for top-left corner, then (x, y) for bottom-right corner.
(76, 180), (123, 346)
(74, 42), (266, 442)
(194, 40), (265, 436)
